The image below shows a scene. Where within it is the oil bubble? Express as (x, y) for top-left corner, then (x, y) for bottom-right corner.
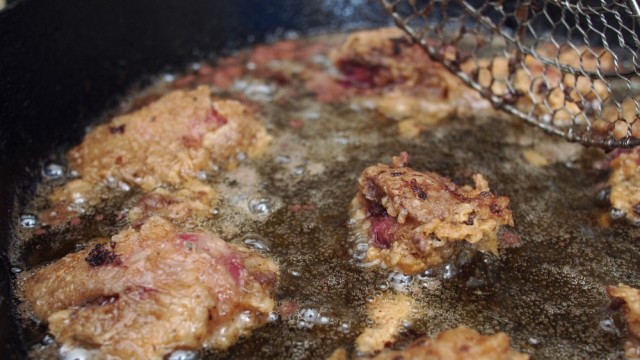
(291, 165), (305, 176)
(297, 319), (309, 329)
(288, 269), (301, 277)
(318, 315), (330, 325)
(167, 350), (199, 360)
(243, 235), (270, 251)
(388, 271), (413, 289)
(236, 152), (247, 162)
(610, 207), (626, 220)
(599, 318), (618, 334)
(352, 241), (369, 261)
(300, 309), (318, 322)
(40, 333), (55, 346)
(299, 308), (330, 326)
(118, 182), (131, 192)
(267, 311), (279, 322)
(595, 187), (611, 204)
(73, 195), (86, 205)
(19, 214), (38, 228)
(356, 242), (368, 252)
(442, 263), (457, 280)
(238, 311), (254, 325)
(352, 251), (367, 261)
(275, 155), (291, 164)
(105, 176), (118, 188)
(376, 280), (389, 290)
(210, 207), (220, 216)
(339, 321), (351, 333)
(417, 268), (436, 281)
(528, 337), (541, 345)
(11, 267), (23, 274)
(248, 196), (274, 216)
(43, 162), (65, 179)
(422, 279), (441, 291)
(60, 345), (101, 360)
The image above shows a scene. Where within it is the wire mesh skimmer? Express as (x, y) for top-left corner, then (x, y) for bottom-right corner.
(380, 0), (640, 149)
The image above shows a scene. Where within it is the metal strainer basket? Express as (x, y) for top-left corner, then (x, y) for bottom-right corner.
(380, 0), (640, 148)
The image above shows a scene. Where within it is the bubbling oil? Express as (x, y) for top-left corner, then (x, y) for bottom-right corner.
(11, 31), (639, 360)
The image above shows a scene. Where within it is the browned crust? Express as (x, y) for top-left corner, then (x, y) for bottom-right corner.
(327, 28), (491, 133)
(23, 216), (278, 359)
(42, 86), (270, 226)
(350, 153), (513, 274)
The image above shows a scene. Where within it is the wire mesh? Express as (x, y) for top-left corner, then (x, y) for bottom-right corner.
(380, 0), (640, 148)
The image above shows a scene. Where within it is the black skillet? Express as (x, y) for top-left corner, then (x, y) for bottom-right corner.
(0, 1), (389, 357)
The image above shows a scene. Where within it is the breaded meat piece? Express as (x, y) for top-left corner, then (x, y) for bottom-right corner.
(330, 27), (444, 88)
(23, 216), (278, 359)
(350, 152), (513, 274)
(127, 180), (216, 228)
(329, 28), (490, 132)
(608, 284), (640, 359)
(43, 86), (270, 224)
(355, 292), (416, 355)
(372, 326), (528, 360)
(608, 149), (640, 224)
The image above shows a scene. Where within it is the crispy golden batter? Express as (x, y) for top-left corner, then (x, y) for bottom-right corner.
(350, 153), (513, 274)
(329, 28), (490, 132)
(355, 292), (416, 355)
(608, 149), (640, 224)
(372, 326), (528, 360)
(43, 86), (270, 224)
(23, 216), (278, 359)
(608, 284), (640, 359)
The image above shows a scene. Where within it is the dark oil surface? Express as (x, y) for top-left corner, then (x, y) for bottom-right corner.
(12, 31), (639, 360)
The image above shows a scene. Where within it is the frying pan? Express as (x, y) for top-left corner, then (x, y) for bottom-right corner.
(0, 1), (389, 357)
(3, 1), (640, 359)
